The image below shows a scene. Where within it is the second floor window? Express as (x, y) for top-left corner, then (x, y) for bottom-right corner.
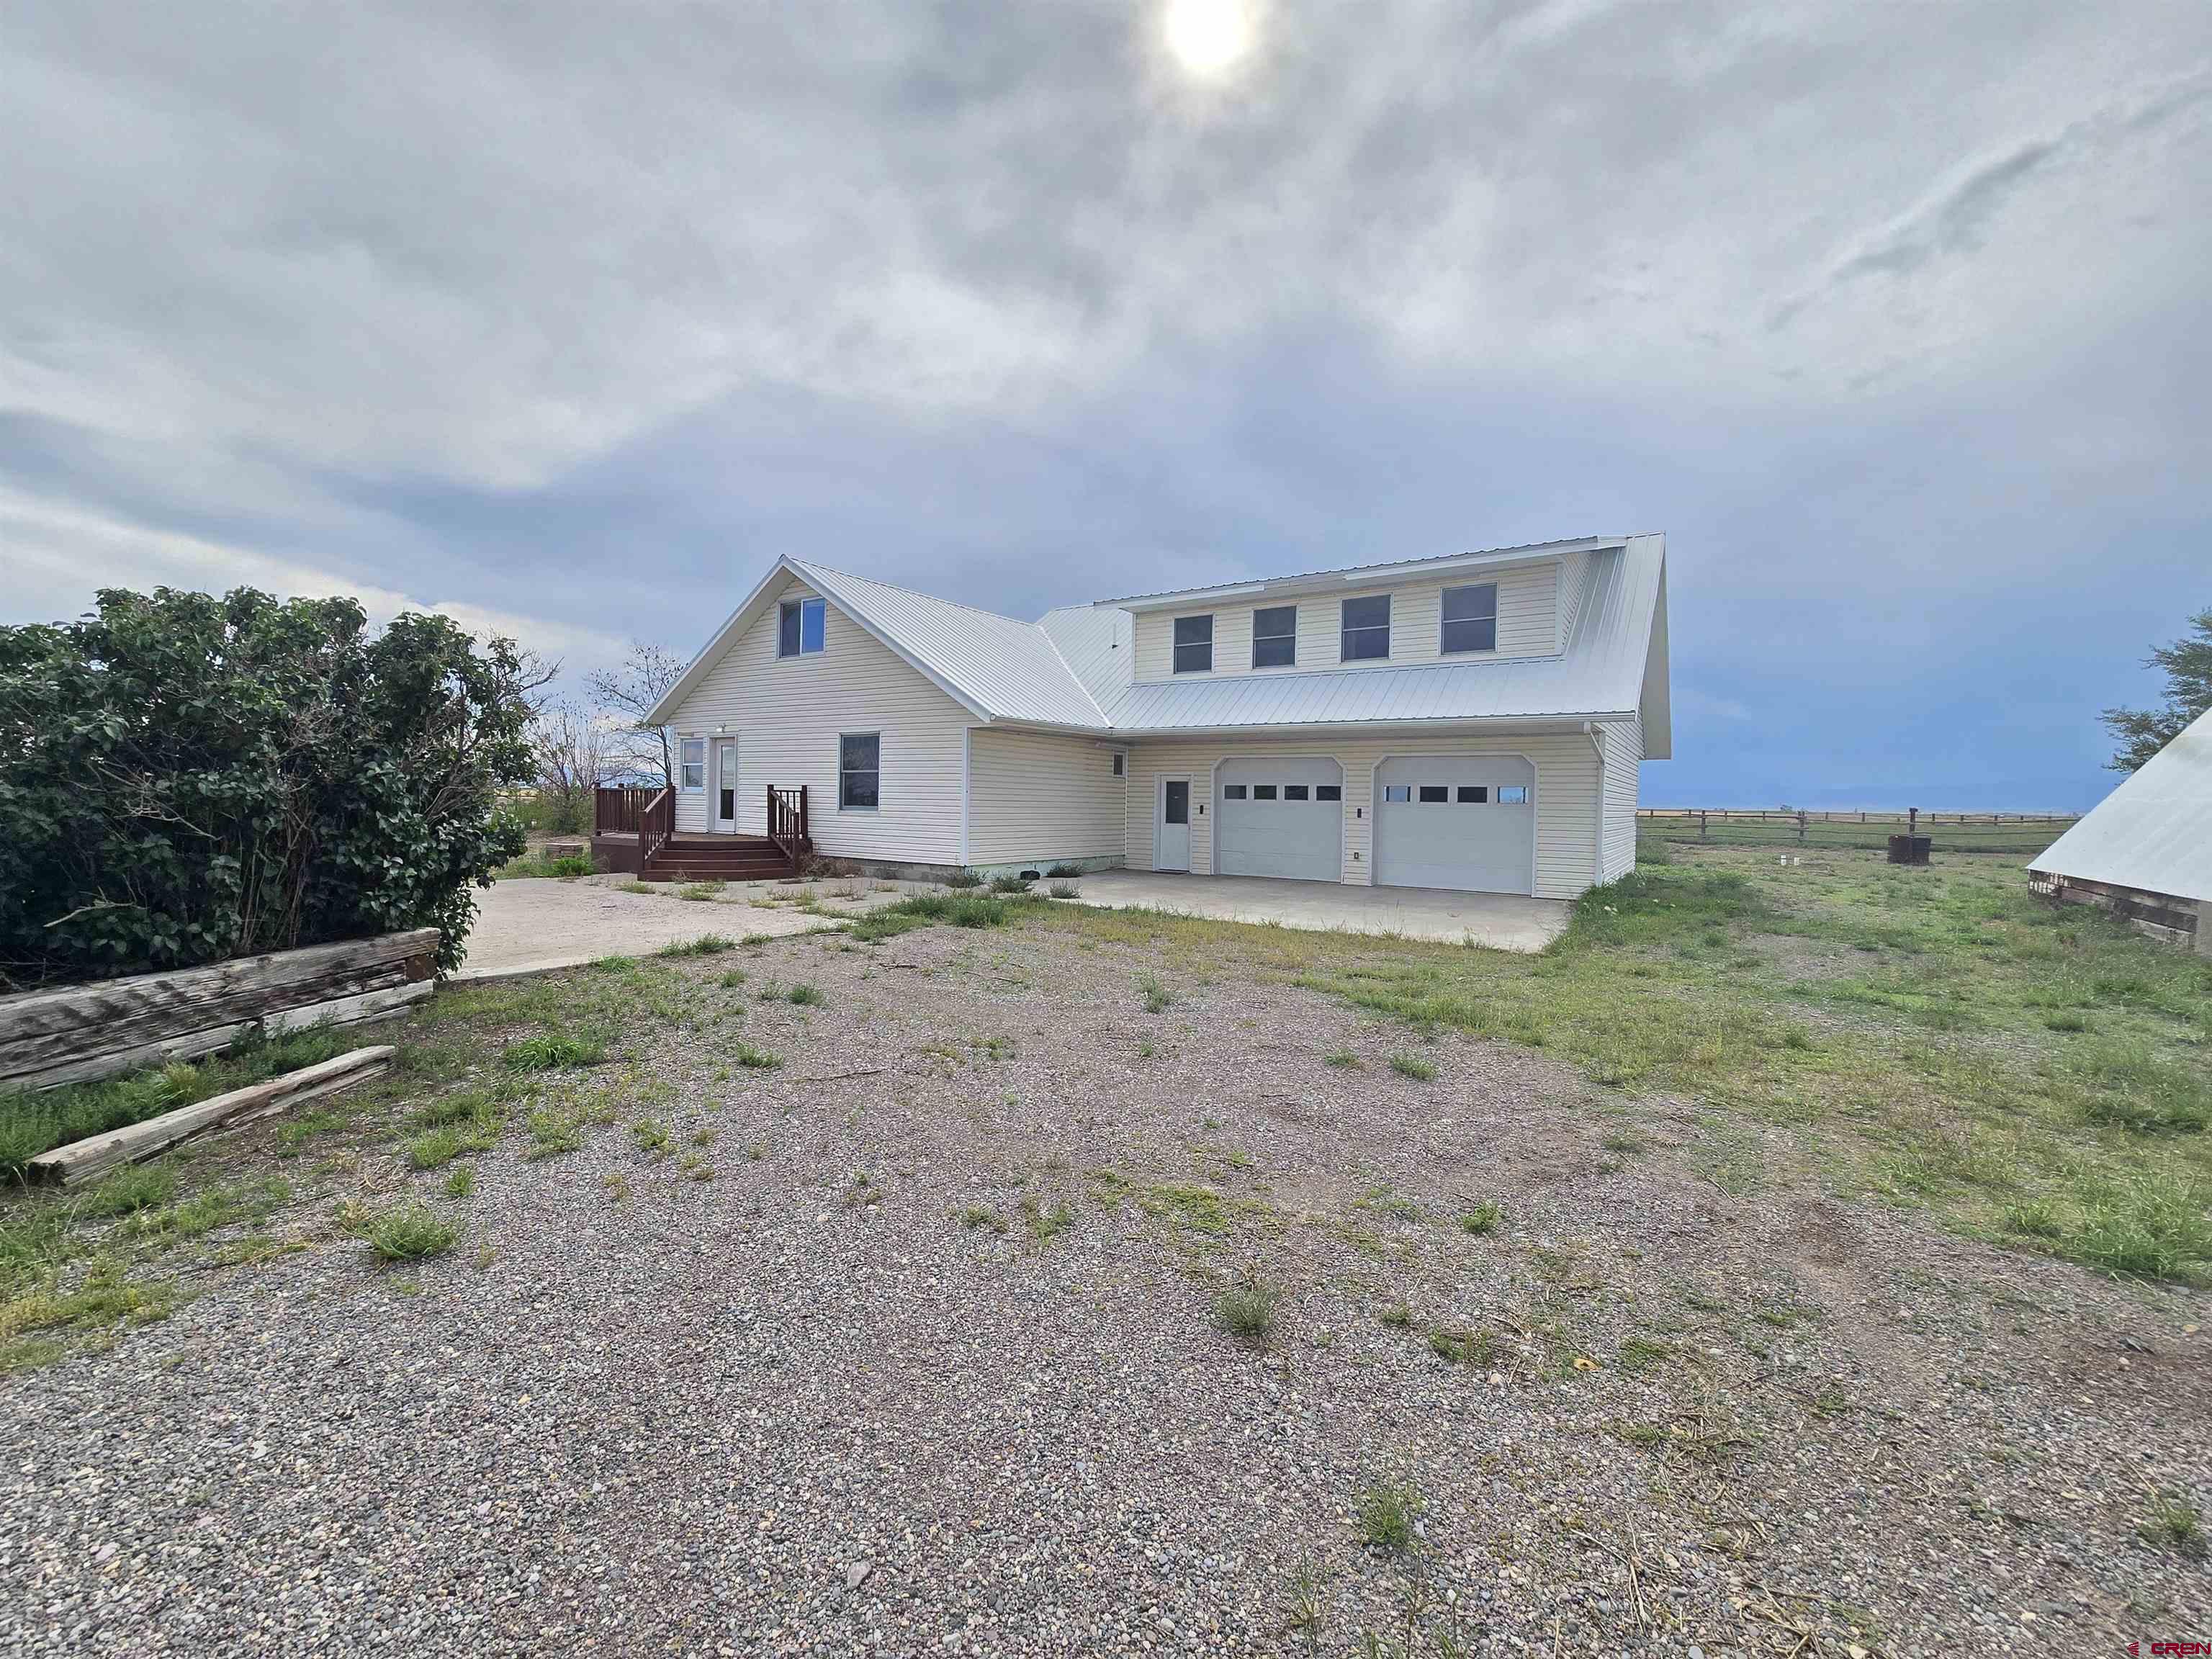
(1441, 583), (1498, 655)
(1251, 605), (1297, 668)
(778, 597), (825, 658)
(1341, 595), (1390, 661)
(1173, 613), (1213, 674)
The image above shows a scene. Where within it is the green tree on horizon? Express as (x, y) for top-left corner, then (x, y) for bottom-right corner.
(2102, 606), (2212, 773)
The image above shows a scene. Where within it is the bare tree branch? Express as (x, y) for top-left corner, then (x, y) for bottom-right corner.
(585, 640), (685, 789)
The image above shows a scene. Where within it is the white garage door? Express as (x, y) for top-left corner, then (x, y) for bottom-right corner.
(1374, 755), (1536, 894)
(1215, 757), (1343, 881)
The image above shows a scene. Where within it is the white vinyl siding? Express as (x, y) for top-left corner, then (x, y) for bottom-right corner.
(1123, 729), (1602, 899)
(966, 729), (1127, 867)
(1130, 559), (1560, 684)
(662, 580), (971, 861)
(1598, 714), (1642, 883)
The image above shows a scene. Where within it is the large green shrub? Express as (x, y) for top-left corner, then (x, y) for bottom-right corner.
(0, 587), (535, 986)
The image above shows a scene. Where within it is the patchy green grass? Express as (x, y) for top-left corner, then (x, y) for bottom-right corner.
(1354, 1481), (1421, 1553)
(0, 1025), (358, 1179)
(501, 1033), (608, 1071)
(496, 851), (593, 880)
(1388, 1053), (1437, 1082)
(364, 1201), (458, 1263)
(849, 890), (1039, 942)
(1458, 1201), (1503, 1236)
(1213, 1274), (1280, 1347)
(659, 932), (735, 956)
(1021, 1195), (1074, 1241)
(1026, 850), (2212, 1282)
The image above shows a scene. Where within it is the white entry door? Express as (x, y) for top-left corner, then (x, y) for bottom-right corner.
(712, 737), (739, 832)
(1215, 757), (1343, 881)
(1373, 755), (1536, 894)
(1156, 778), (1192, 872)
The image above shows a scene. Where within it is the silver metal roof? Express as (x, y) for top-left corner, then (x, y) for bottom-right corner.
(2028, 706), (2212, 903)
(1039, 537), (1668, 739)
(649, 537), (1669, 745)
(791, 561), (1110, 730)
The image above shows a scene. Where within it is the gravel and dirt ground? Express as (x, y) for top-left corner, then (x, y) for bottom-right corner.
(3, 861), (2208, 1657)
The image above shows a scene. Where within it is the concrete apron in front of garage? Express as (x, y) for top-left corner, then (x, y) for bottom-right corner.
(1066, 870), (1571, 952)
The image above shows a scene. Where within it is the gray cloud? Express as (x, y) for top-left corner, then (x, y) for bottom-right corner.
(1, 1), (2208, 804)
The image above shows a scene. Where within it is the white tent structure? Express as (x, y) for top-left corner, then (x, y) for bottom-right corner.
(2028, 706), (2212, 955)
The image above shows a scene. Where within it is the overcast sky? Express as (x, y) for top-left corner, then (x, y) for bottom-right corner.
(5, 1), (2208, 807)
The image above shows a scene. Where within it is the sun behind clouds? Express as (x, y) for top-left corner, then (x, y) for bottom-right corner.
(1163, 0), (1257, 76)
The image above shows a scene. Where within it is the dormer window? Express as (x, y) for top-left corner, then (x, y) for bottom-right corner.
(1441, 583), (1497, 655)
(1340, 595), (1390, 661)
(1251, 605), (1297, 668)
(778, 597), (825, 657)
(1173, 614), (1213, 674)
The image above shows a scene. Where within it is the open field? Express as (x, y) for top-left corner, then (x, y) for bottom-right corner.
(2, 848), (2208, 1653)
(1639, 811), (2074, 855)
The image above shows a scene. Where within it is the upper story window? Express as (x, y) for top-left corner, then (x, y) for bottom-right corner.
(1440, 583), (1498, 655)
(679, 738), (705, 791)
(1340, 595), (1390, 661)
(778, 597), (826, 658)
(1173, 613), (1213, 674)
(1251, 605), (1297, 668)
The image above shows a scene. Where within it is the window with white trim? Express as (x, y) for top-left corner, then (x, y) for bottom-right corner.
(1112, 752), (1125, 777)
(778, 597), (826, 658)
(1340, 595), (1390, 661)
(839, 732), (880, 810)
(1440, 583), (1498, 655)
(1251, 604), (1297, 668)
(679, 738), (705, 791)
(1498, 785), (1528, 804)
(1173, 613), (1214, 674)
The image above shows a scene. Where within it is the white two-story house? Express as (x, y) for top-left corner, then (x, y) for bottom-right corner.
(631, 534), (1669, 899)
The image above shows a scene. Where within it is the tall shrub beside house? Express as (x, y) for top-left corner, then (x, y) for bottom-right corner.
(0, 587), (536, 988)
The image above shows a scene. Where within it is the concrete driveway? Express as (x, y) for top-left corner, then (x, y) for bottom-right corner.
(1064, 869), (1571, 950)
(455, 875), (889, 980)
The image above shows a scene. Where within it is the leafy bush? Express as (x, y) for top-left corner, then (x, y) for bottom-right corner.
(1044, 863), (1084, 878)
(941, 869), (984, 889)
(989, 874), (1033, 895)
(0, 587), (536, 986)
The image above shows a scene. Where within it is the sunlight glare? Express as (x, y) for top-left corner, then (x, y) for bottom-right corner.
(1164, 0), (1256, 77)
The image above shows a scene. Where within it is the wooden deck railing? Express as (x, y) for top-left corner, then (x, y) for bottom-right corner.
(594, 786), (660, 836)
(767, 785), (809, 865)
(639, 787), (675, 869)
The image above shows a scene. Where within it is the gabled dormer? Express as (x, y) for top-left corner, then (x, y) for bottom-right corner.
(1102, 538), (1611, 685)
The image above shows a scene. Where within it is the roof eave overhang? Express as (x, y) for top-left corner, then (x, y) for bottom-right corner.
(1093, 537), (1628, 613)
(1087, 711), (1638, 742)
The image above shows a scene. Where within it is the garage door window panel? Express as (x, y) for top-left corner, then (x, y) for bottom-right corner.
(1316, 784), (1341, 801)
(1375, 755), (1535, 895)
(1223, 783), (1247, 800)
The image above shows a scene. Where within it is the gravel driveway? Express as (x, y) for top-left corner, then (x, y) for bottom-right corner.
(4, 916), (2208, 1655)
